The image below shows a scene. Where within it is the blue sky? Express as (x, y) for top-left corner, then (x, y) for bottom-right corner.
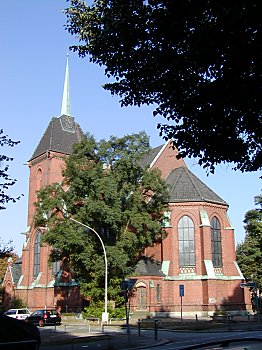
(0, 1), (261, 254)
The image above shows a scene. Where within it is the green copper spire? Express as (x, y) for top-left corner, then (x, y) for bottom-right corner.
(61, 53), (71, 116)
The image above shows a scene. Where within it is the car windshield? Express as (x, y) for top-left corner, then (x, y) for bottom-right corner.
(5, 310), (16, 315)
(31, 311), (40, 316)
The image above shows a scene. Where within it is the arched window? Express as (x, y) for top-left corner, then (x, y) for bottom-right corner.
(137, 287), (147, 310)
(211, 217), (222, 267)
(178, 215), (195, 267)
(156, 284), (161, 303)
(33, 230), (41, 278)
(36, 168), (42, 191)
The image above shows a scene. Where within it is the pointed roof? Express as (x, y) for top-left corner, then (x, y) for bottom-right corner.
(29, 117), (84, 161)
(138, 144), (164, 169)
(134, 256), (164, 277)
(61, 53), (71, 116)
(12, 258), (22, 284)
(29, 55), (84, 161)
(166, 166), (227, 205)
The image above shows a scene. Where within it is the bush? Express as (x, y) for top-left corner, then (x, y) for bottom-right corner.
(10, 297), (26, 309)
(82, 301), (104, 319)
(82, 301), (126, 320)
(109, 307), (126, 319)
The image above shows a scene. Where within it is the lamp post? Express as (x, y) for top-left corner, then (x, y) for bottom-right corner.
(70, 218), (108, 324)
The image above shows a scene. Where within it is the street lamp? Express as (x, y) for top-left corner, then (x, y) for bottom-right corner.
(70, 218), (109, 324)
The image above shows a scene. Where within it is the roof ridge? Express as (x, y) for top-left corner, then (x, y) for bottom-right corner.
(150, 141), (169, 168)
(169, 166), (183, 194)
(166, 166), (227, 205)
(186, 167), (226, 203)
(49, 118), (54, 150)
(185, 167), (204, 200)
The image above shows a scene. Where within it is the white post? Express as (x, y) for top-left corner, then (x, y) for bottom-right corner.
(70, 218), (108, 324)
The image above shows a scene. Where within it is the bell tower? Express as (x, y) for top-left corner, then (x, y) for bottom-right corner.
(18, 55), (84, 309)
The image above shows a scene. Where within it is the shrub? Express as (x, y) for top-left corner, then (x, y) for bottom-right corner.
(82, 301), (126, 320)
(10, 297), (26, 309)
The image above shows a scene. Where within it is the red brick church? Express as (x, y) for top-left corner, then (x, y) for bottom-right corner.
(2, 57), (251, 316)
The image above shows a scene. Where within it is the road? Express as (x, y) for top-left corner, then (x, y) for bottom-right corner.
(39, 324), (262, 350)
(154, 329), (262, 349)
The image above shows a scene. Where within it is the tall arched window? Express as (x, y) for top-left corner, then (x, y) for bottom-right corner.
(137, 287), (147, 310)
(33, 230), (41, 278)
(36, 168), (42, 191)
(178, 215), (195, 267)
(211, 217), (222, 267)
(156, 284), (161, 303)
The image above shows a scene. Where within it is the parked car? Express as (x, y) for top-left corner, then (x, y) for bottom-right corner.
(4, 308), (31, 320)
(25, 309), (61, 327)
(0, 313), (41, 349)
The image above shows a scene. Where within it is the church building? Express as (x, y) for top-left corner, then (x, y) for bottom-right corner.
(2, 57), (251, 316)
(129, 145), (250, 316)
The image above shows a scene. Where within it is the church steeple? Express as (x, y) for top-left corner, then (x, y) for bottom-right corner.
(61, 53), (71, 116)
(29, 54), (84, 162)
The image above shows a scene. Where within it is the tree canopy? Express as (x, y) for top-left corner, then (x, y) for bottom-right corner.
(236, 194), (262, 288)
(0, 129), (21, 210)
(35, 132), (169, 302)
(65, 0), (261, 173)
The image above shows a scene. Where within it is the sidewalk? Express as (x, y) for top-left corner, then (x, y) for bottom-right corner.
(40, 316), (262, 349)
(40, 326), (168, 349)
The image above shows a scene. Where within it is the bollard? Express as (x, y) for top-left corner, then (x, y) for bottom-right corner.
(227, 313), (231, 331)
(138, 318), (141, 336)
(195, 314), (198, 323)
(154, 319), (158, 341)
(64, 324), (67, 333)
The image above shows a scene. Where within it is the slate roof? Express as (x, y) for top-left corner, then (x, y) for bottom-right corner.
(138, 144), (163, 169)
(134, 256), (164, 277)
(166, 166), (227, 205)
(29, 115), (84, 161)
(12, 258), (22, 284)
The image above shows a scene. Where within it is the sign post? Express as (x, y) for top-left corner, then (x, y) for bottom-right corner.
(120, 278), (137, 343)
(179, 284), (184, 324)
(240, 281), (256, 289)
(240, 281), (258, 313)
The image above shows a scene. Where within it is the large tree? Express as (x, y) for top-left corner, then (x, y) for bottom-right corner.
(0, 129), (21, 210)
(35, 132), (169, 302)
(65, 0), (261, 173)
(236, 194), (262, 288)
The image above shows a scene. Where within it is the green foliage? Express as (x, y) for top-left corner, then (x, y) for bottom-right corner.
(65, 0), (261, 173)
(236, 194), (262, 288)
(35, 132), (168, 302)
(82, 301), (126, 320)
(0, 239), (17, 281)
(0, 239), (15, 259)
(0, 129), (22, 210)
(10, 296), (27, 309)
(109, 306), (126, 319)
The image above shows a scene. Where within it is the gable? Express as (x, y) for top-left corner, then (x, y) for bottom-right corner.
(139, 141), (185, 178)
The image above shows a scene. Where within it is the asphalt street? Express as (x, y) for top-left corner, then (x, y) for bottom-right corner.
(39, 322), (262, 350)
